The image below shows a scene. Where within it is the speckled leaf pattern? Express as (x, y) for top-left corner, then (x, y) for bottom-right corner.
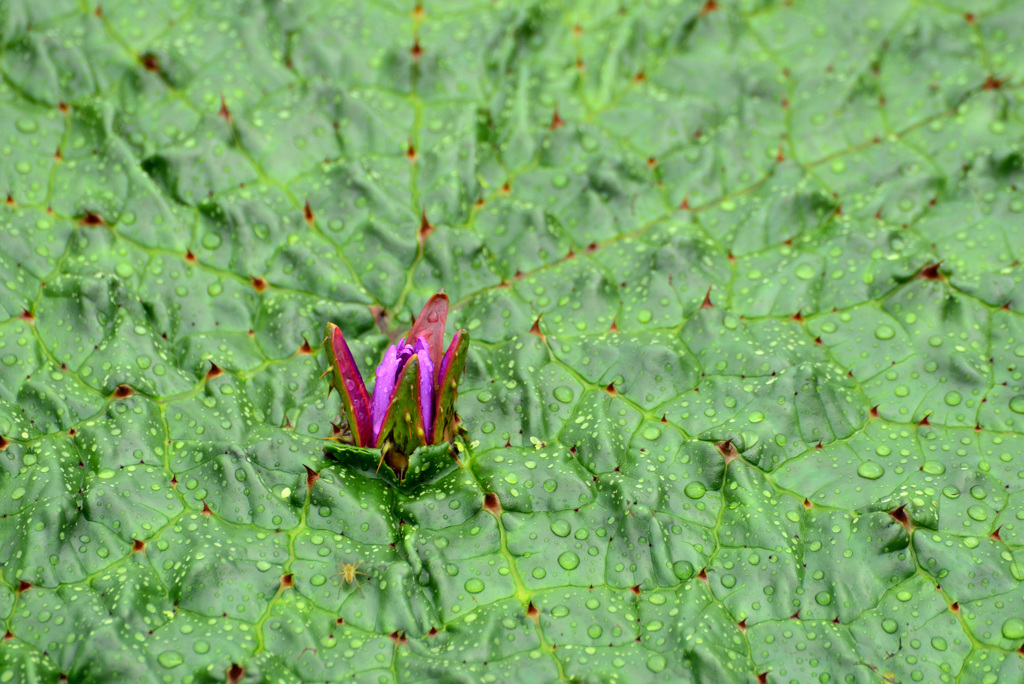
(0, 1), (1023, 683)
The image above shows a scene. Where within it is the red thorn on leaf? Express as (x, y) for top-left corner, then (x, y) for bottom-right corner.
(54, 146), (63, 161)
(716, 440), (740, 463)
(184, 249), (197, 264)
(140, 53), (159, 71)
(483, 492), (501, 515)
(80, 212), (105, 227)
(406, 141), (417, 162)
(303, 200), (314, 223)
(389, 630), (408, 646)
(869, 405), (879, 418)
(305, 465), (319, 490)
(218, 95), (232, 122)
(608, 317), (619, 333)
(727, 251), (735, 263)
(604, 382), (617, 396)
(737, 619), (747, 632)
(630, 584), (641, 596)
(550, 108), (564, 130)
(916, 261), (945, 281)
(700, 0), (719, 14)
(427, 627), (438, 637)
(790, 610), (801, 620)
(201, 500), (213, 517)
(529, 315), (545, 341)
(990, 525), (1003, 542)
(132, 539), (145, 553)
(918, 414), (932, 427)
(474, 196), (485, 208)
(803, 498), (812, 509)
(170, 476), (178, 488)
(660, 414), (668, 424)
(205, 362), (222, 380)
(889, 505), (912, 530)
(410, 40), (422, 60)
(983, 75), (1005, 90)
(418, 209), (434, 243)
(646, 156), (657, 169)
(18, 309), (34, 324)
(790, 311), (804, 322)
(700, 287), (713, 309)
(697, 569), (708, 583)
(814, 440), (823, 450)
(298, 338), (313, 355)
(813, 336), (824, 345)
(251, 276), (267, 292)
(678, 195), (690, 210)
(756, 674), (769, 684)
(2, 631), (12, 641)
(527, 602), (539, 621)
(1002, 301), (1012, 311)
(17, 581), (31, 593)
(226, 664), (245, 684)
(0, 435), (9, 451)
(776, 144), (785, 163)
(965, 13), (976, 23)
(633, 70), (646, 83)
(114, 384), (134, 399)
(586, 241), (599, 253)
(504, 437), (512, 448)
(281, 573), (294, 589)
(4, 193), (14, 206)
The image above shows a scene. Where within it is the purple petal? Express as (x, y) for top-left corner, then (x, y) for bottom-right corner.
(326, 323), (373, 447)
(438, 333), (456, 386)
(371, 345), (399, 442)
(415, 341), (435, 441)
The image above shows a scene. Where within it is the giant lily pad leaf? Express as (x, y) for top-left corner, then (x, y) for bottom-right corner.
(1, 1), (1023, 683)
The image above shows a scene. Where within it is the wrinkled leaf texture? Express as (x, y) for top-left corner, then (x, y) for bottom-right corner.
(1, 0), (1024, 682)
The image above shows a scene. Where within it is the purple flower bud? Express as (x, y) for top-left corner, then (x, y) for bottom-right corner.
(370, 345), (399, 442)
(326, 291), (469, 459)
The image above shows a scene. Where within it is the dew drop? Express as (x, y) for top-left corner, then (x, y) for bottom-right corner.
(157, 651), (184, 669)
(646, 655), (667, 673)
(557, 552), (580, 570)
(550, 520), (571, 537)
(857, 462), (884, 480)
(967, 505), (988, 521)
(1002, 618), (1024, 640)
(552, 386), (574, 403)
(684, 481), (706, 499)
(874, 325), (895, 340)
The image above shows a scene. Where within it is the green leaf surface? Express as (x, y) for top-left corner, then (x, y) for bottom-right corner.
(1, 1), (1024, 682)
